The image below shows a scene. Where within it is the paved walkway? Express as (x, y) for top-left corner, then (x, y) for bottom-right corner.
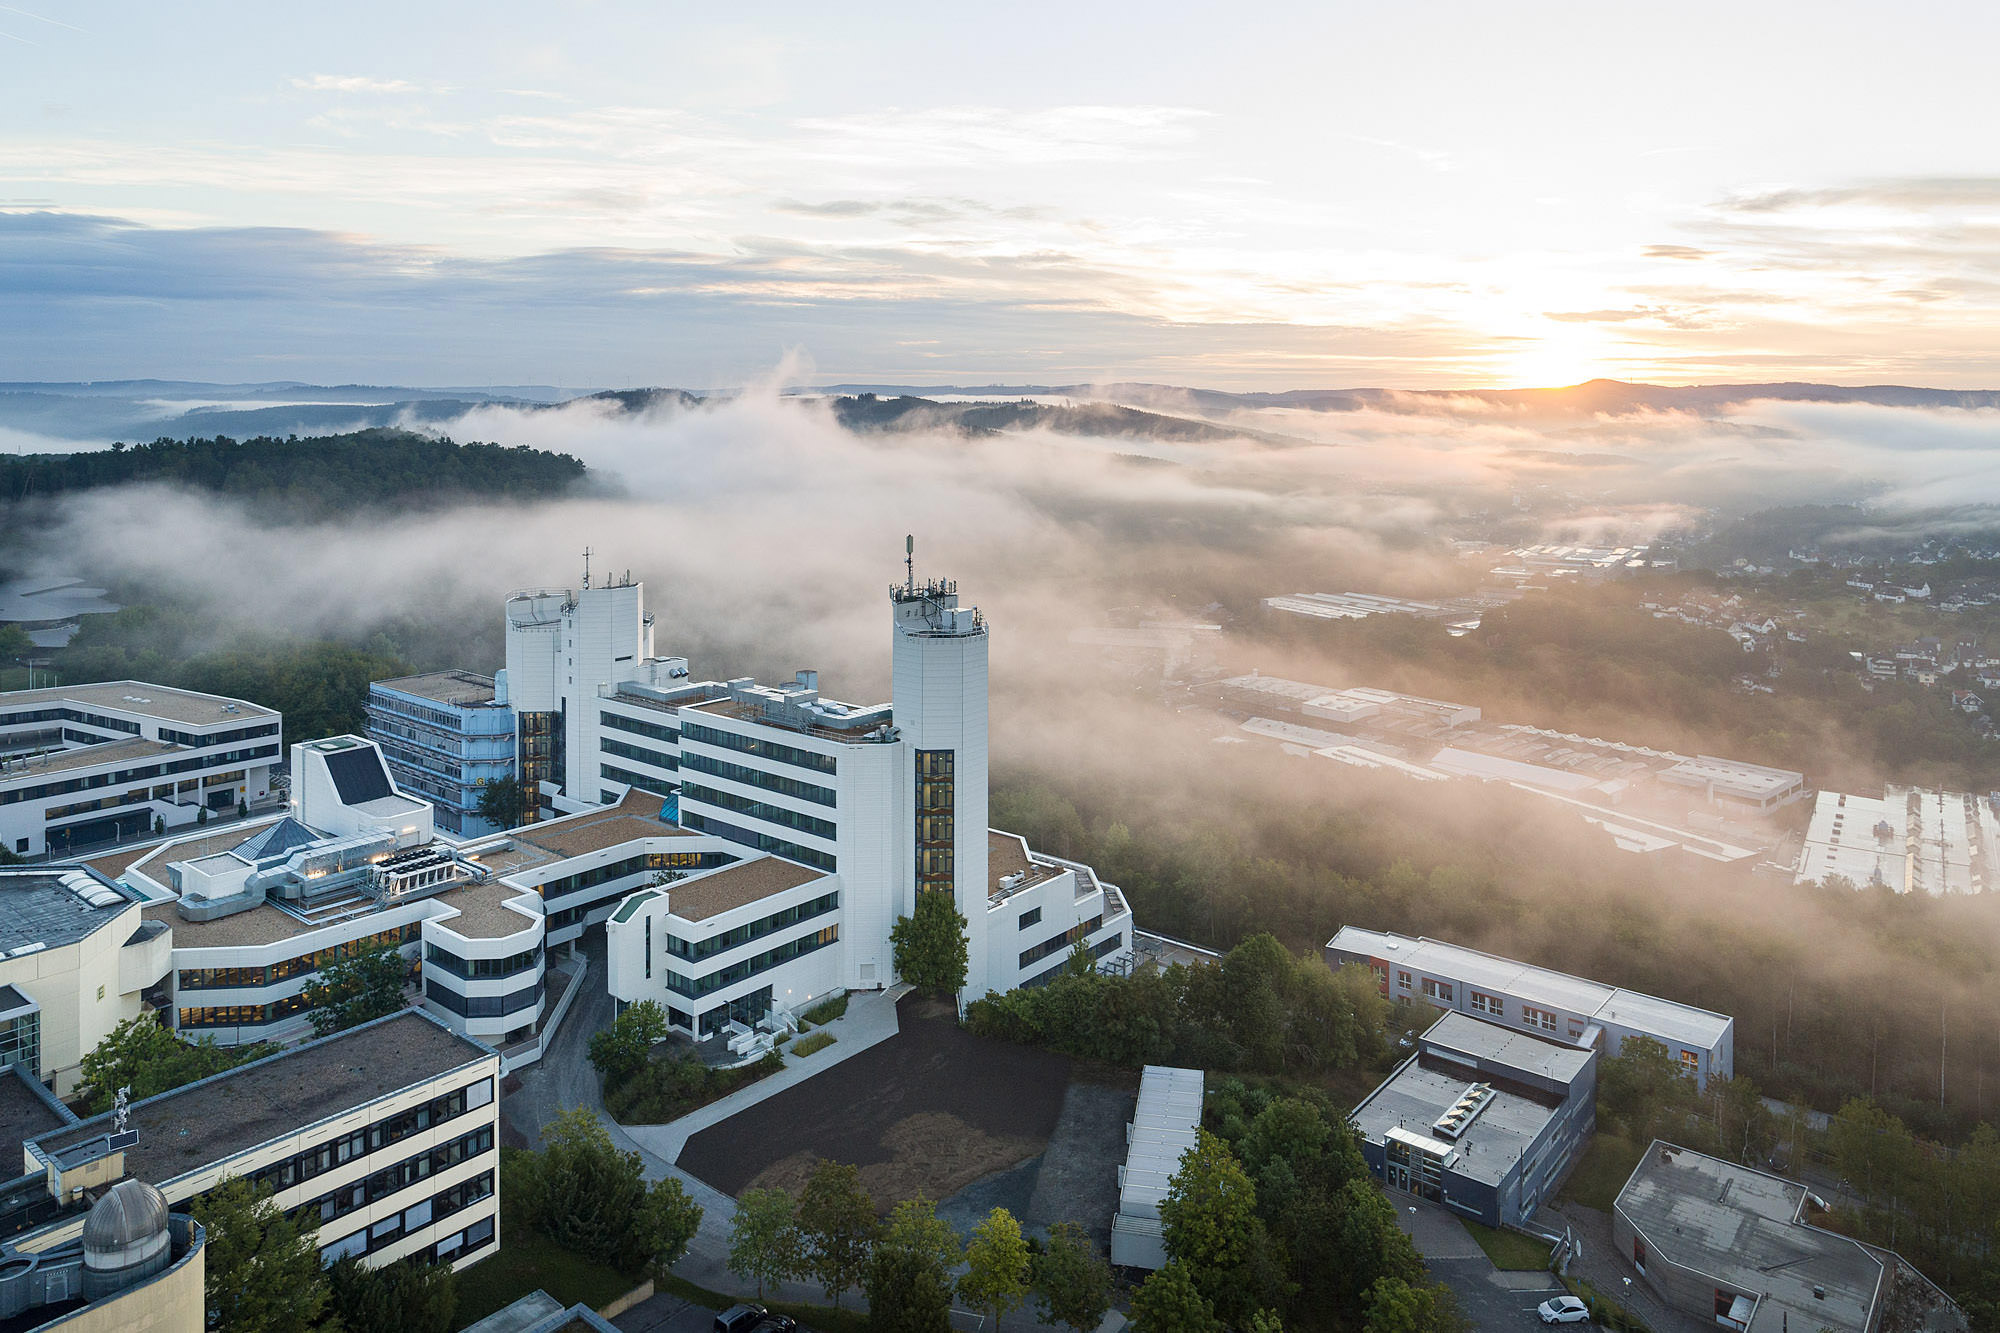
(500, 959), (1119, 1332)
(619, 985), (909, 1164)
(1544, 1200), (1705, 1333)
(1391, 1197), (1567, 1330)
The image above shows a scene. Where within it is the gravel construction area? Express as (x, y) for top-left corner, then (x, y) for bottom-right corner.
(677, 994), (1073, 1209)
(938, 1072), (1137, 1248)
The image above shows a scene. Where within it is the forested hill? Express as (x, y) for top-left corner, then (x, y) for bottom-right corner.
(0, 429), (587, 512)
(825, 393), (1302, 445)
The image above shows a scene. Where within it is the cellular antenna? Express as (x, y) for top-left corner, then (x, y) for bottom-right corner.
(905, 534), (915, 594)
(582, 546), (593, 590)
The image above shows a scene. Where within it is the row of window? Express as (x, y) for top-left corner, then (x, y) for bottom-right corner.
(601, 763), (676, 798)
(178, 995), (309, 1029)
(424, 977), (543, 1019)
(601, 711), (679, 745)
(60, 709), (143, 736)
(317, 1171), (494, 1265)
(365, 694), (466, 731)
(1018, 915), (1105, 971)
(1020, 931), (1125, 989)
(296, 1125), (493, 1226)
(538, 849), (731, 902)
(665, 925), (839, 999)
(1394, 972), (1703, 1065)
(0, 743), (279, 805)
(43, 786), (154, 821)
(177, 925), (420, 992)
(664, 891), (840, 963)
(680, 750), (836, 807)
(680, 812), (838, 873)
(424, 941), (542, 980)
(681, 721), (838, 775)
(681, 783), (837, 841)
(158, 721), (281, 748)
(602, 736), (681, 772)
(245, 1077), (494, 1195)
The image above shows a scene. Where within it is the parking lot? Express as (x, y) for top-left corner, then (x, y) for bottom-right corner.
(1390, 1198), (1574, 1329)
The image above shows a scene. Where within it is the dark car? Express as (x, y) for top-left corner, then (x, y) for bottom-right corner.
(714, 1304), (768, 1333)
(750, 1318), (799, 1333)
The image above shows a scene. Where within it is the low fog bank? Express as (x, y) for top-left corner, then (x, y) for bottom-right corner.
(10, 385), (2000, 1122)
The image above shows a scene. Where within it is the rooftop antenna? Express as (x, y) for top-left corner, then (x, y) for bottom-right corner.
(905, 534), (915, 595)
(582, 546), (593, 590)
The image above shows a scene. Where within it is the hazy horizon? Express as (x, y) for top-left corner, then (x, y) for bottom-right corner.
(7, 1), (2000, 389)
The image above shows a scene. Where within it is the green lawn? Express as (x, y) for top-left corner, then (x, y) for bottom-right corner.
(1459, 1218), (1552, 1271)
(452, 1229), (640, 1328)
(1560, 1132), (1644, 1212)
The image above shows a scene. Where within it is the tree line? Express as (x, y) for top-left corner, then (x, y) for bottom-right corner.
(0, 429), (585, 513)
(990, 763), (2000, 1146)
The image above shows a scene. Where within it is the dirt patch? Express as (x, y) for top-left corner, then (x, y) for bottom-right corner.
(745, 1112), (1043, 1204)
(679, 994), (1072, 1209)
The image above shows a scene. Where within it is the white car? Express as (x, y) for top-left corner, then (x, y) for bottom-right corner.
(1536, 1295), (1591, 1324)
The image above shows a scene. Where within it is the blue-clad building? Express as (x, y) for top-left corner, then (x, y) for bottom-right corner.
(365, 671), (517, 836)
(1351, 1010), (1597, 1228)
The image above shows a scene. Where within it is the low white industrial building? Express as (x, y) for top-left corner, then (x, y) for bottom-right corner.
(1795, 786), (2000, 895)
(1110, 1065), (1204, 1270)
(1327, 927), (1734, 1087)
(0, 681), (281, 858)
(1657, 755), (1807, 814)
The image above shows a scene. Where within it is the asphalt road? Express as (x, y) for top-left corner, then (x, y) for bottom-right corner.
(1391, 1199), (1574, 1330)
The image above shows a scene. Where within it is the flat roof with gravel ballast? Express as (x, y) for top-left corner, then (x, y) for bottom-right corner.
(27, 1010), (493, 1189)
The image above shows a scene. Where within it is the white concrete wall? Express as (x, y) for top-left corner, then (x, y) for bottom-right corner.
(891, 594), (991, 1000)
(0, 904), (143, 1095)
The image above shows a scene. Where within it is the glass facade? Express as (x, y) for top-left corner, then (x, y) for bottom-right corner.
(0, 1005), (39, 1076)
(915, 749), (955, 896)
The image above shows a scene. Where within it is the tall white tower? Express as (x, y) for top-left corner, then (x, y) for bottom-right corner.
(889, 540), (992, 1000)
(503, 557), (658, 807)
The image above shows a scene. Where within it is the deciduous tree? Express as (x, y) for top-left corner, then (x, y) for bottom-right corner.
(1030, 1221), (1111, 1333)
(1129, 1261), (1220, 1333)
(796, 1158), (876, 1307)
(882, 1197), (962, 1273)
(958, 1207), (1030, 1331)
(639, 1175), (705, 1279)
(729, 1186), (801, 1298)
(193, 1176), (332, 1333)
(866, 1241), (955, 1333)
(76, 1017), (272, 1115)
(302, 943), (409, 1036)
(589, 1000), (668, 1086)
(327, 1254), (457, 1333)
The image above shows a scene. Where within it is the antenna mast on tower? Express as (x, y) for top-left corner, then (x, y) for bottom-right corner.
(905, 534), (915, 594)
(582, 546), (593, 590)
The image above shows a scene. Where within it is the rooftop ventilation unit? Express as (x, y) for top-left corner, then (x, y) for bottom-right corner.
(1430, 1082), (1496, 1141)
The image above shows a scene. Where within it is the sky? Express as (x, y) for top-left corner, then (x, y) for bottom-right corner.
(3, 1), (1998, 389)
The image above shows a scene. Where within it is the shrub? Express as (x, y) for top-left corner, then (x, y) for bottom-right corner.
(801, 993), (850, 1025)
(793, 1031), (837, 1058)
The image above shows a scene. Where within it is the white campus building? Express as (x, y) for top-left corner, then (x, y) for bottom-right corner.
(1327, 926), (1734, 1088)
(0, 681), (281, 858)
(502, 557), (1134, 1031)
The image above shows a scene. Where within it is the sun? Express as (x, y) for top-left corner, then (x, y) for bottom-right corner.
(1501, 325), (1614, 389)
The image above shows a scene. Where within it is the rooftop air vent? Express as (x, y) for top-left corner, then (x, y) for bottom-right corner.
(1430, 1083), (1495, 1141)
